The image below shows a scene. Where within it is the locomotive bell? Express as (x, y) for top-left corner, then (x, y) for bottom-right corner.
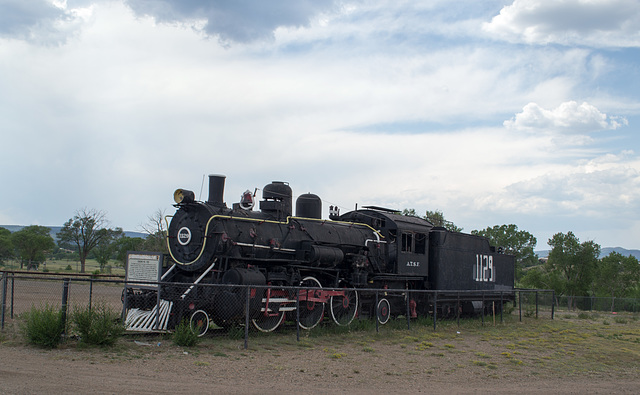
(173, 189), (195, 204)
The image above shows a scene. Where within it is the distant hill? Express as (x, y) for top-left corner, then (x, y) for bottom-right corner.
(0, 225), (146, 240)
(536, 247), (640, 260)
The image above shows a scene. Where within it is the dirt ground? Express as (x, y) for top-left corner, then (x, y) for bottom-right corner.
(1, 324), (639, 395)
(2, 277), (638, 393)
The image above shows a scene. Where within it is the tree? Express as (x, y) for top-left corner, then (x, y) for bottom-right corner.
(93, 228), (124, 272)
(402, 208), (463, 232)
(57, 208), (114, 273)
(139, 209), (168, 253)
(114, 236), (146, 267)
(425, 210), (463, 232)
(0, 227), (13, 264)
(546, 232), (600, 309)
(595, 252), (640, 308)
(11, 226), (55, 269)
(471, 224), (538, 282)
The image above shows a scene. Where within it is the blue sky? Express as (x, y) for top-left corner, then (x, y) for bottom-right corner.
(1, 0), (639, 250)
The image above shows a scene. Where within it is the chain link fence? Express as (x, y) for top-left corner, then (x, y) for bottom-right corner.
(0, 271), (588, 348)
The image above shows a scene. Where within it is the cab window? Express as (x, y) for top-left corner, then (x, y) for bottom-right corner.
(401, 232), (427, 254)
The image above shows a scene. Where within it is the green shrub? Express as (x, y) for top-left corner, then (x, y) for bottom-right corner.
(173, 319), (200, 347)
(22, 304), (65, 349)
(73, 303), (124, 346)
(65, 265), (73, 271)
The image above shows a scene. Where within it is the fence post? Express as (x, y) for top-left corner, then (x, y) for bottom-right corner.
(89, 278), (93, 311)
(375, 290), (379, 333)
(433, 291), (437, 331)
(500, 292), (503, 323)
(154, 279), (162, 330)
(406, 291), (411, 330)
(296, 288), (300, 342)
(535, 291), (539, 319)
(481, 292), (485, 326)
(61, 279), (70, 337)
(121, 280), (129, 323)
(10, 273), (15, 319)
(244, 285), (250, 350)
(456, 292), (460, 327)
(519, 290), (522, 322)
(551, 291), (555, 319)
(1, 272), (6, 330)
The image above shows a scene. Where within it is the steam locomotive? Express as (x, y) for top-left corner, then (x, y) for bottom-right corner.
(125, 174), (515, 334)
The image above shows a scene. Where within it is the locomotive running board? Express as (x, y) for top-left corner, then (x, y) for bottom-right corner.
(125, 299), (173, 332)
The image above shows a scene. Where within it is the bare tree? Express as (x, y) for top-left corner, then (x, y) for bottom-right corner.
(139, 208), (168, 253)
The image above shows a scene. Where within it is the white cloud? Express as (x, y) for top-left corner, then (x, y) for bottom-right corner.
(483, 0), (640, 48)
(504, 101), (628, 134)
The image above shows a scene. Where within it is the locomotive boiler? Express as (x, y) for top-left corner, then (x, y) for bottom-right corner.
(125, 174), (515, 334)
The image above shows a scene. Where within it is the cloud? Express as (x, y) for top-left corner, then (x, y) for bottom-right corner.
(483, 0), (640, 47)
(504, 101), (628, 134)
(0, 0), (89, 44)
(501, 153), (640, 217)
(124, 0), (342, 43)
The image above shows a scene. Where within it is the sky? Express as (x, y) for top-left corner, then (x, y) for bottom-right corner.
(1, 0), (640, 250)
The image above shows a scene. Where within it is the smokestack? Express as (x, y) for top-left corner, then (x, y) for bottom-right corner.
(207, 174), (226, 207)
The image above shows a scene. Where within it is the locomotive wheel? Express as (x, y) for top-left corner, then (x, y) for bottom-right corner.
(298, 276), (324, 330)
(330, 287), (358, 326)
(252, 308), (286, 332)
(190, 310), (210, 337)
(252, 289), (286, 333)
(376, 298), (391, 325)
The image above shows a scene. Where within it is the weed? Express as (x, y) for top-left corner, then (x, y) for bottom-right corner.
(22, 304), (65, 349)
(416, 341), (433, 351)
(173, 319), (200, 347)
(472, 360), (488, 366)
(323, 347), (347, 359)
(73, 303), (124, 347)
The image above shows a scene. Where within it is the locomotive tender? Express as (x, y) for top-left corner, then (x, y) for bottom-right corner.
(126, 174), (515, 334)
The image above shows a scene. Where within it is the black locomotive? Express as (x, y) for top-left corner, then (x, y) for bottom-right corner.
(125, 174), (515, 334)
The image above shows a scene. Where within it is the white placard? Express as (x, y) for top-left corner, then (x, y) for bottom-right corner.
(126, 252), (161, 288)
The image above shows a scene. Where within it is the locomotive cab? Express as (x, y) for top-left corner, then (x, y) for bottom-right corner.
(338, 207), (433, 278)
